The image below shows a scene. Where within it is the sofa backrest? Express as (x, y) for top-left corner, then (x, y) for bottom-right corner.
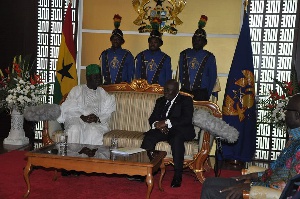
(101, 79), (163, 132)
(101, 79), (222, 134)
(107, 91), (162, 131)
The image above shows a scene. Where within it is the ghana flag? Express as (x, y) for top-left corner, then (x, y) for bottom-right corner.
(53, 3), (77, 104)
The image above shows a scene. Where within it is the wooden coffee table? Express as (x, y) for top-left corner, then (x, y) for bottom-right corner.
(23, 143), (167, 199)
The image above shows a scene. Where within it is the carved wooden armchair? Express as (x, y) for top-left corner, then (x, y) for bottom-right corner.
(242, 166), (282, 199)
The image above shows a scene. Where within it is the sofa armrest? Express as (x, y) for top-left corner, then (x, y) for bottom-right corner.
(42, 121), (54, 145)
(242, 166), (271, 199)
(42, 120), (63, 145)
(48, 120), (63, 136)
(248, 186), (281, 199)
(242, 166), (267, 175)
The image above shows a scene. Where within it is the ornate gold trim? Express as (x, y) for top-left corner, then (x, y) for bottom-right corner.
(102, 79), (164, 94)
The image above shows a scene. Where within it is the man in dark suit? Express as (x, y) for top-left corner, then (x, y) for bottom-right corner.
(141, 79), (195, 188)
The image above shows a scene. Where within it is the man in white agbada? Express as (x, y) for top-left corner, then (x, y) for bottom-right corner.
(57, 64), (116, 145)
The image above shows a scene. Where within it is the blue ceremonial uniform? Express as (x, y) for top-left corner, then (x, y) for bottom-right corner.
(178, 48), (217, 99)
(99, 47), (135, 84)
(135, 49), (172, 86)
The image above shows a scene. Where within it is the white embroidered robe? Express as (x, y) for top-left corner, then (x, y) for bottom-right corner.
(57, 85), (116, 145)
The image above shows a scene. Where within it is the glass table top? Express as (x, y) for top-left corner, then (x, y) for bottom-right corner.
(30, 143), (160, 163)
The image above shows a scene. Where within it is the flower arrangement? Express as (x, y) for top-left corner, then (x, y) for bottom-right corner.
(0, 55), (47, 114)
(258, 79), (297, 129)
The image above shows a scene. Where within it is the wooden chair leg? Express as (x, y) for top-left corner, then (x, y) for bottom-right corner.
(192, 131), (211, 183)
(204, 157), (212, 171)
(192, 155), (208, 183)
(42, 121), (54, 146)
(243, 190), (250, 199)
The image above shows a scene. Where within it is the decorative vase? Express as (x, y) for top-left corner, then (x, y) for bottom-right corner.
(3, 108), (29, 145)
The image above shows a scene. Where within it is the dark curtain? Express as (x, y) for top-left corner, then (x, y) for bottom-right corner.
(0, 0), (37, 139)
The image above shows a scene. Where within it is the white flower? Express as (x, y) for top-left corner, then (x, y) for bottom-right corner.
(279, 112), (285, 120)
(277, 102), (285, 108)
(25, 96), (31, 103)
(6, 94), (13, 100)
(1, 61), (46, 114)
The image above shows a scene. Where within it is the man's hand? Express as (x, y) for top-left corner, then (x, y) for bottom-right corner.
(232, 173), (258, 182)
(220, 183), (251, 199)
(80, 114), (100, 123)
(154, 120), (169, 134)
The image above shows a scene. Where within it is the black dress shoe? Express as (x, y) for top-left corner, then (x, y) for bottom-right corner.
(171, 176), (182, 188)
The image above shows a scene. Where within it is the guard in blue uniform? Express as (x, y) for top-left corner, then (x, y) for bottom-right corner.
(135, 30), (172, 86)
(178, 15), (217, 101)
(99, 14), (135, 84)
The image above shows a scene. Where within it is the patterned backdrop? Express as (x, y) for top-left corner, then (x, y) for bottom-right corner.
(35, 0), (299, 161)
(250, 0), (298, 162)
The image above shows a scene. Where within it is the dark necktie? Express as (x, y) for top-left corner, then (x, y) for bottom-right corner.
(161, 100), (171, 119)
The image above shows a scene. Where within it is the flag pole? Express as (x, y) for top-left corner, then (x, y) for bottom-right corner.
(244, 0), (248, 11)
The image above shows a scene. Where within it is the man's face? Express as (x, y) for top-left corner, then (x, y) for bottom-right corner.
(164, 82), (178, 101)
(192, 36), (205, 50)
(110, 35), (123, 49)
(148, 37), (161, 51)
(86, 73), (102, 90)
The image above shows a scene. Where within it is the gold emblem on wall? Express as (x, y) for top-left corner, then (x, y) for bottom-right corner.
(222, 70), (255, 121)
(132, 0), (186, 34)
